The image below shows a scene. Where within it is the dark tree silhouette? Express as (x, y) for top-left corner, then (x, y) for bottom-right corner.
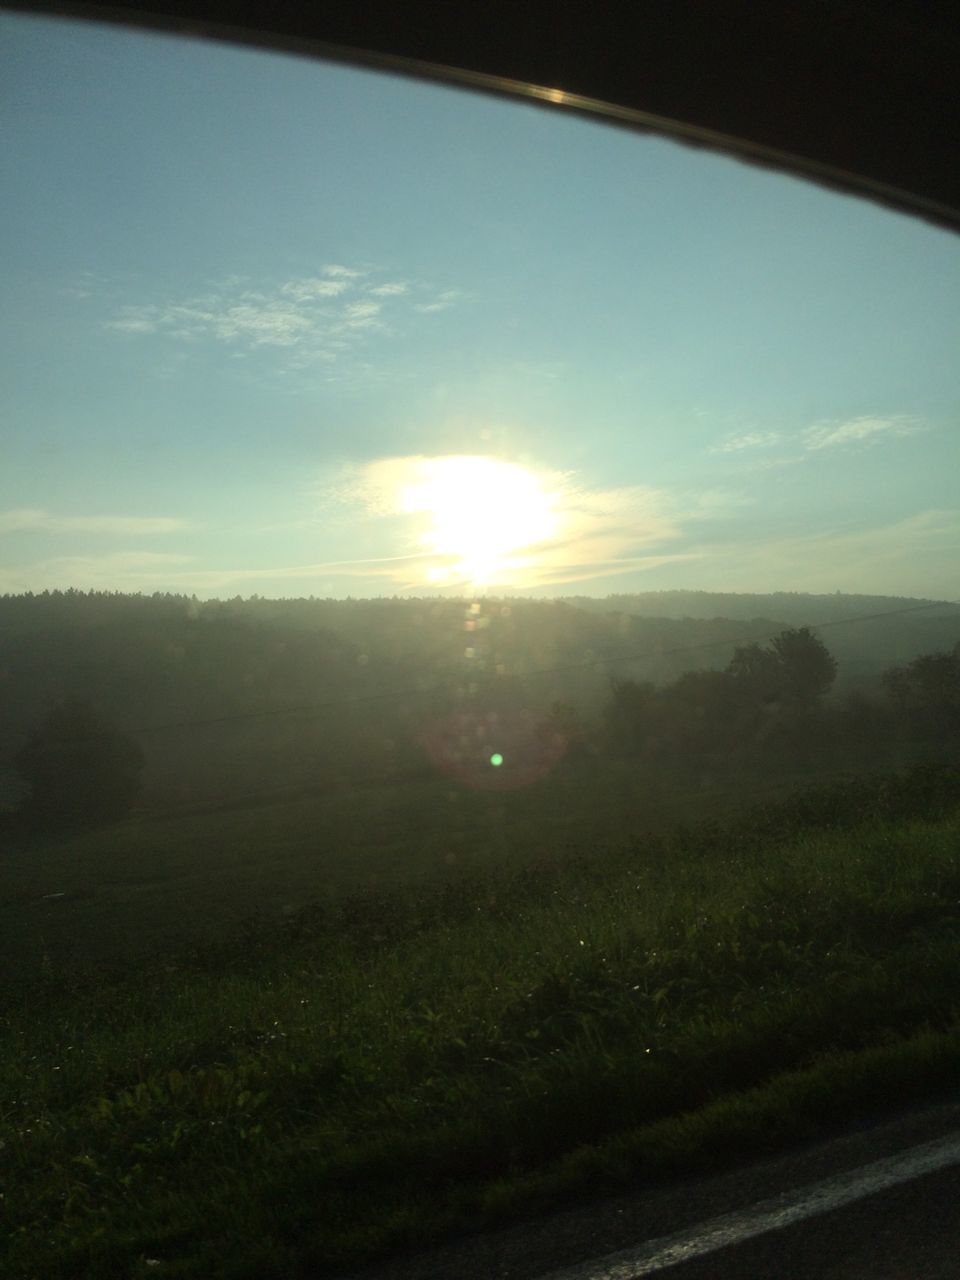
(770, 627), (838, 703)
(14, 697), (145, 829)
(604, 678), (657, 754)
(728, 627), (837, 708)
(882, 643), (960, 737)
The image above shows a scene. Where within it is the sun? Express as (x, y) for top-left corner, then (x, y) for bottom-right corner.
(400, 456), (560, 587)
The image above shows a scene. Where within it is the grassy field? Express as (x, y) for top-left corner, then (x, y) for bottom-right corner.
(2, 765), (960, 1278)
(0, 756), (861, 981)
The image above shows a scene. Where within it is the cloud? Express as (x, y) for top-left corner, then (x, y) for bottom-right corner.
(687, 508), (960, 598)
(414, 290), (460, 313)
(280, 278), (349, 300)
(341, 301), (382, 330)
(0, 552), (193, 594)
(493, 552), (702, 590)
(59, 270), (97, 301)
(803, 415), (923, 451)
(105, 270), (454, 367)
(0, 550), (446, 595)
(740, 454), (807, 474)
(211, 302), (315, 347)
(0, 509), (188, 535)
(107, 308), (159, 334)
(681, 489), (752, 519)
(712, 430), (784, 453)
(322, 455), (691, 591)
(316, 455), (954, 597)
(323, 264), (365, 279)
(713, 415), (926, 474)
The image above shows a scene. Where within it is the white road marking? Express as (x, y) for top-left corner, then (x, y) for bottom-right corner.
(538, 1130), (960, 1279)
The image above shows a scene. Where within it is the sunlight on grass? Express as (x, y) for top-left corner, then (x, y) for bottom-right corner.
(3, 782), (960, 1278)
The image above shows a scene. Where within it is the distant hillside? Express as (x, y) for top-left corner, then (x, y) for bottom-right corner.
(2, 589), (959, 809)
(562, 590), (959, 625)
(564, 591), (960, 691)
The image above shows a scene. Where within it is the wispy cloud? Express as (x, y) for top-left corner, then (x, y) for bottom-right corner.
(0, 549), (452, 595)
(739, 454), (808, 474)
(494, 552), (702, 590)
(713, 415), (926, 472)
(105, 270), (459, 367)
(6, 506), (953, 599)
(0, 551), (194, 594)
(323, 455), (696, 590)
(323, 264), (365, 279)
(59, 269), (97, 301)
(211, 301), (316, 347)
(711, 430), (784, 454)
(107, 309), (159, 334)
(802, 415), (923, 451)
(414, 290), (460, 314)
(0, 509), (188, 535)
(688, 508), (959, 597)
(681, 489), (752, 519)
(341, 301), (382, 330)
(280, 278), (349, 300)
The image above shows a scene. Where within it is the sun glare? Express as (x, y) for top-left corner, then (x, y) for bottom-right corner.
(400, 456), (560, 587)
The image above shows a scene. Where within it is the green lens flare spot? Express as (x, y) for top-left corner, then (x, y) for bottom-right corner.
(490, 752), (504, 767)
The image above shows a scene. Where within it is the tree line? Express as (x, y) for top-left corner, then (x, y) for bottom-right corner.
(4, 617), (959, 836)
(603, 626), (960, 776)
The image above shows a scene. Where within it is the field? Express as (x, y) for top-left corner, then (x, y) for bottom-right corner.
(0, 757), (840, 980)
(3, 764), (960, 1278)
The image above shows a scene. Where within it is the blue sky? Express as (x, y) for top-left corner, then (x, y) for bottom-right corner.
(2, 12), (958, 600)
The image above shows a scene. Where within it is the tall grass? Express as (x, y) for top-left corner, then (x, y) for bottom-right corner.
(3, 769), (960, 1278)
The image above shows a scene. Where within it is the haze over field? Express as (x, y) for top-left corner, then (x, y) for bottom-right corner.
(2, 12), (959, 603)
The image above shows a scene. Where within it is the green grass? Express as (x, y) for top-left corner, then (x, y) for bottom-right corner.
(0, 756), (862, 980)
(3, 782), (960, 1279)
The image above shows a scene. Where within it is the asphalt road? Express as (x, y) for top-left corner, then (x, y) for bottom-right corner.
(349, 1091), (960, 1280)
(631, 1161), (960, 1279)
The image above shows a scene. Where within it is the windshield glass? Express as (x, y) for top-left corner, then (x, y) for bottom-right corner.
(2, 12), (959, 1280)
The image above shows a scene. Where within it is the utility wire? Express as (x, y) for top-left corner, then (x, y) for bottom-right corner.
(136, 597), (958, 737)
(5, 597), (952, 824)
(143, 756), (838, 827)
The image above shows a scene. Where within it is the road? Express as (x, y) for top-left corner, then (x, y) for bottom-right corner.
(541, 1136), (960, 1279)
(349, 1092), (960, 1280)
(625, 1161), (960, 1278)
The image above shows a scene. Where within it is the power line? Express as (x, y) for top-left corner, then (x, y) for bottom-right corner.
(5, 596), (952, 822)
(139, 597), (960, 820)
(143, 756), (834, 827)
(136, 597), (958, 737)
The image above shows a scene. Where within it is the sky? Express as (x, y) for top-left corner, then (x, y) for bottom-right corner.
(1, 12), (959, 601)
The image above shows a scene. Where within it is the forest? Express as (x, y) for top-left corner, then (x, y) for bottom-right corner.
(1, 587), (959, 822)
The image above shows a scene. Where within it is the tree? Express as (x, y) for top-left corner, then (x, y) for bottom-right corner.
(604, 678), (657, 754)
(14, 697), (145, 829)
(882, 643), (960, 737)
(728, 627), (837, 708)
(727, 641), (782, 705)
(770, 627), (838, 703)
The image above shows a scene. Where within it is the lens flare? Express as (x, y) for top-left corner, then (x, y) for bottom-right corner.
(420, 709), (567, 791)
